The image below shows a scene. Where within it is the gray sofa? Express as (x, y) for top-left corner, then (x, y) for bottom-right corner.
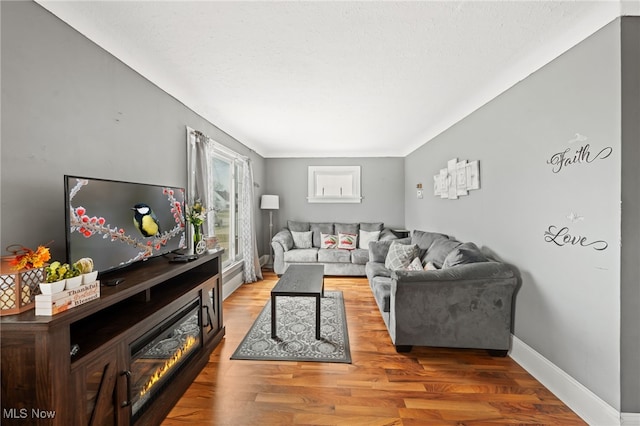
(366, 230), (519, 355)
(271, 221), (397, 276)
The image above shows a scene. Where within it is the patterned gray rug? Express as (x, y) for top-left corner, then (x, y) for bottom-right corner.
(231, 291), (351, 363)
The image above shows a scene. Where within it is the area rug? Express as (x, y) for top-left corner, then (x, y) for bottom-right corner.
(231, 291), (351, 363)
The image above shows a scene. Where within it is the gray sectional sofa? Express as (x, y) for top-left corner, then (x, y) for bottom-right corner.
(271, 220), (397, 276)
(366, 230), (519, 355)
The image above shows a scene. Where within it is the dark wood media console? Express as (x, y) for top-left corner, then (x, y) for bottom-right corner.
(0, 251), (224, 425)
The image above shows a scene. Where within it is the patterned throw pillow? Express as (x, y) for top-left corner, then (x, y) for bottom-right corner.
(424, 261), (439, 271)
(291, 230), (313, 249)
(358, 229), (381, 249)
(406, 257), (423, 271)
(385, 242), (418, 270)
(337, 233), (357, 250)
(320, 233), (338, 249)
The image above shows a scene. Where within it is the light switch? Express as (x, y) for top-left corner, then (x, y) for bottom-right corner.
(417, 189), (424, 199)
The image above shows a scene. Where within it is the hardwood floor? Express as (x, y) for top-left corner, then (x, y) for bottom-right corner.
(163, 271), (586, 425)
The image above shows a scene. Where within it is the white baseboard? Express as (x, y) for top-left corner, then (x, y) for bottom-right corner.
(509, 335), (622, 425)
(622, 412), (640, 425)
(222, 269), (244, 300)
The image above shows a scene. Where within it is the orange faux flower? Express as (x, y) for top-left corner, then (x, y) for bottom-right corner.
(10, 245), (51, 271)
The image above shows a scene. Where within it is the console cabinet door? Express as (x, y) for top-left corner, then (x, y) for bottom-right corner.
(72, 344), (129, 426)
(201, 276), (221, 344)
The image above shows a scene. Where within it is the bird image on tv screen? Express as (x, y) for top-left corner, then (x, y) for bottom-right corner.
(65, 176), (187, 274)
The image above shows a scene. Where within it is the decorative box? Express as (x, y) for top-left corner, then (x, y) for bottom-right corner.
(0, 260), (44, 316)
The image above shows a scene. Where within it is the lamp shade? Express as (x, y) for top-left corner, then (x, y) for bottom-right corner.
(260, 195), (279, 210)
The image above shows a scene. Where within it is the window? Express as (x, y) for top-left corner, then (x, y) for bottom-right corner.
(307, 166), (362, 203)
(211, 148), (243, 266)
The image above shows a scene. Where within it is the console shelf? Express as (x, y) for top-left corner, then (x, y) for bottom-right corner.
(0, 251), (224, 425)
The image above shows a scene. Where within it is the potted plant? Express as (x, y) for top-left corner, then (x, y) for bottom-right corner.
(40, 261), (67, 294)
(74, 257), (97, 284)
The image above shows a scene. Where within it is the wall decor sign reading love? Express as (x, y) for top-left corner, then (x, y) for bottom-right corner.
(544, 225), (608, 251)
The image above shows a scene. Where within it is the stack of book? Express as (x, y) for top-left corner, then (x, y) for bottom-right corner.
(35, 281), (100, 316)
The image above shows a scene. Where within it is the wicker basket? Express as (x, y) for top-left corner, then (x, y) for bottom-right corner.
(1, 256), (44, 316)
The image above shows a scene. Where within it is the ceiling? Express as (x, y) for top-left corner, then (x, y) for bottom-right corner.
(37, 1), (635, 158)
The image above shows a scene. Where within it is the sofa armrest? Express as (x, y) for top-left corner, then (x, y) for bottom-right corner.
(272, 229), (294, 251)
(391, 261), (515, 282)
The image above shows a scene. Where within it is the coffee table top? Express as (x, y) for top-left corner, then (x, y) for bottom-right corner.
(271, 265), (324, 296)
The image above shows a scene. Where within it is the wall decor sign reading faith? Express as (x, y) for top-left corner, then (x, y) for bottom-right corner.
(544, 225), (608, 251)
(433, 158), (479, 199)
(546, 134), (612, 173)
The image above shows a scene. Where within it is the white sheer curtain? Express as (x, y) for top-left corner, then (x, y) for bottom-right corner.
(187, 126), (262, 282)
(239, 158), (262, 282)
(187, 128), (215, 239)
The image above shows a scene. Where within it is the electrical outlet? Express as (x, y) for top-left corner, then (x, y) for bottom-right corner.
(417, 189), (424, 199)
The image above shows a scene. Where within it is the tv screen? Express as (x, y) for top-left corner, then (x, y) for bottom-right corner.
(65, 175), (187, 274)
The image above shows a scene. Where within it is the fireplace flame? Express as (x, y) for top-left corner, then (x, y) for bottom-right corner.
(139, 335), (198, 398)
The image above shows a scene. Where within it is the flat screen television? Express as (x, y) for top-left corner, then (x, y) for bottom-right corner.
(64, 175), (187, 274)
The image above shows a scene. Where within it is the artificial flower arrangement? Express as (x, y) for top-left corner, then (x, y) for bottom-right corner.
(45, 257), (95, 281)
(186, 200), (207, 243)
(8, 244), (51, 271)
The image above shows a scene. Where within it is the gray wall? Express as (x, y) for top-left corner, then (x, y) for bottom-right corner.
(406, 18), (636, 411)
(264, 157), (405, 239)
(1, 2), (266, 267)
(620, 17), (640, 412)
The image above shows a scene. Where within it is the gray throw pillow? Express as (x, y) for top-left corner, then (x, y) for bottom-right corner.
(442, 242), (489, 268)
(384, 242), (418, 271)
(291, 230), (313, 249)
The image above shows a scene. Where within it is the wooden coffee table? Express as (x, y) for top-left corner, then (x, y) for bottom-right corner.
(271, 264), (324, 340)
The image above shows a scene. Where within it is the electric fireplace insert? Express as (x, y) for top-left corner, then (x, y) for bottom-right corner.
(128, 299), (201, 422)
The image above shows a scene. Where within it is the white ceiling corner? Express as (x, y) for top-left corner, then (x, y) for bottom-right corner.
(35, 1), (629, 158)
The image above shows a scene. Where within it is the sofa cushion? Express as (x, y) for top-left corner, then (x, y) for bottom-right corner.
(385, 241), (419, 270)
(365, 261), (392, 281)
(442, 242), (489, 268)
(335, 223), (360, 235)
(371, 276), (393, 313)
(291, 230), (313, 249)
(283, 248), (318, 263)
(320, 233), (338, 249)
(368, 238), (411, 263)
(288, 220), (310, 232)
(360, 222), (383, 232)
(318, 248), (351, 263)
(423, 238), (462, 268)
(338, 232), (357, 250)
(359, 229), (380, 249)
(350, 248), (369, 265)
(310, 223), (334, 247)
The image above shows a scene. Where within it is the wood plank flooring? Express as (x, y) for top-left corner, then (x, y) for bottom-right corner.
(163, 272), (586, 425)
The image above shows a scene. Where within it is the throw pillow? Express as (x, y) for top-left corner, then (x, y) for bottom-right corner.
(337, 233), (357, 250)
(291, 230), (313, 249)
(442, 242), (489, 268)
(385, 241), (418, 270)
(424, 261), (438, 271)
(320, 233), (338, 249)
(406, 257), (423, 271)
(359, 229), (381, 249)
